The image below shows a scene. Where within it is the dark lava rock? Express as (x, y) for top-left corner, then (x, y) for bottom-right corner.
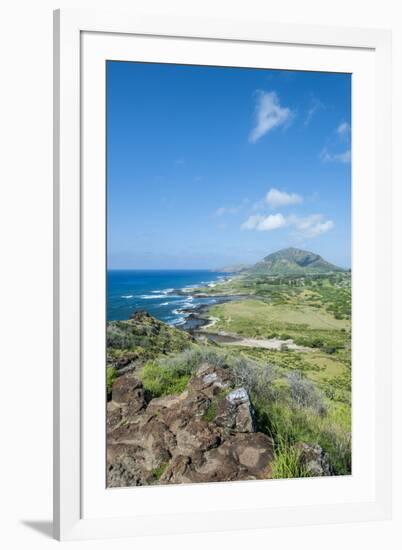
(106, 364), (274, 487)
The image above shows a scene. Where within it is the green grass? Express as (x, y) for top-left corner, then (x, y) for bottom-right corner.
(254, 398), (351, 476)
(140, 346), (229, 398)
(270, 439), (310, 479)
(141, 362), (192, 398)
(205, 300), (350, 352)
(151, 462), (168, 481)
(106, 366), (118, 396)
(202, 401), (218, 422)
(207, 300), (349, 336)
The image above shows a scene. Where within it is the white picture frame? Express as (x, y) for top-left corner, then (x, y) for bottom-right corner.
(53, 8), (392, 541)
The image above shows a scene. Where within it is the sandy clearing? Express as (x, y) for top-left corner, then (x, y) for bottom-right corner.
(222, 337), (309, 351)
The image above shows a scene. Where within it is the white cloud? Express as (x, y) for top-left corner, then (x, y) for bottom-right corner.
(304, 96), (324, 126)
(249, 91), (292, 143)
(337, 122), (351, 137)
(259, 214), (287, 230)
(241, 213), (287, 231)
(241, 212), (334, 238)
(266, 188), (303, 208)
(320, 121), (351, 164)
(214, 198), (249, 217)
(215, 206), (239, 216)
(320, 147), (351, 164)
(293, 214), (334, 238)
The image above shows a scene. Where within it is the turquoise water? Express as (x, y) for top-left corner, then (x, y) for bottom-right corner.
(107, 270), (228, 324)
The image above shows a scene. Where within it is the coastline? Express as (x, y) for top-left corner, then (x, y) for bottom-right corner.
(107, 269), (236, 324)
(166, 274), (245, 331)
(178, 294), (244, 332)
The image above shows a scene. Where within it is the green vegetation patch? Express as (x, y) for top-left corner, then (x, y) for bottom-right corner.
(140, 345), (235, 398)
(255, 397), (351, 476)
(202, 400), (218, 422)
(106, 366), (118, 396)
(151, 462), (168, 481)
(141, 362), (192, 399)
(207, 299), (349, 336)
(106, 311), (193, 370)
(270, 440), (310, 479)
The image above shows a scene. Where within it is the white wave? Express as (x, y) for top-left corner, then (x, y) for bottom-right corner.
(140, 294), (166, 299)
(170, 317), (186, 326)
(159, 302), (169, 306)
(121, 295), (133, 299)
(173, 299), (196, 307)
(172, 309), (190, 317)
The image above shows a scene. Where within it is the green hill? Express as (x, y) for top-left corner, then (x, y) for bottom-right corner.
(247, 247), (345, 276)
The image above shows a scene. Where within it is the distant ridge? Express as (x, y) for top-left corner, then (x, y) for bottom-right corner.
(211, 264), (250, 273)
(247, 247), (346, 276)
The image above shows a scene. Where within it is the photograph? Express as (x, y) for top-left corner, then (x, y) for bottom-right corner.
(105, 61), (352, 487)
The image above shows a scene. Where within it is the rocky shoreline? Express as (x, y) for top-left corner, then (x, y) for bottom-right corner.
(179, 294), (245, 332)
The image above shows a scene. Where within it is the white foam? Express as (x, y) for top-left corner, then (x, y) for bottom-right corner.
(169, 317), (186, 326)
(121, 295), (133, 299)
(172, 308), (190, 317)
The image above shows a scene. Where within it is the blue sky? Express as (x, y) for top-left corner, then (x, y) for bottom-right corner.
(107, 61), (351, 269)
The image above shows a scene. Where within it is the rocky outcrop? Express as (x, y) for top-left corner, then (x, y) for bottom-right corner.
(107, 364), (274, 486)
(107, 311), (194, 373)
(296, 442), (331, 476)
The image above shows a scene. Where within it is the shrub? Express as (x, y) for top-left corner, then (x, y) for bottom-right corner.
(286, 371), (327, 415)
(106, 366), (118, 396)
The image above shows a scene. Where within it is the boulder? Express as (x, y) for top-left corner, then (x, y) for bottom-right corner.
(111, 373), (145, 416)
(296, 442), (331, 476)
(187, 364), (234, 397)
(106, 401), (124, 431)
(214, 387), (255, 433)
(160, 432), (274, 484)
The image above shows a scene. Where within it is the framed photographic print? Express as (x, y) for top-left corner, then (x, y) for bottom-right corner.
(54, 9), (392, 541)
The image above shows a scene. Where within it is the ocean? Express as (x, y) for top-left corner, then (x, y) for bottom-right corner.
(107, 270), (228, 324)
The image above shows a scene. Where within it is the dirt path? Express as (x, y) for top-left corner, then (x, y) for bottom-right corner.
(222, 337), (309, 351)
(196, 329), (310, 351)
